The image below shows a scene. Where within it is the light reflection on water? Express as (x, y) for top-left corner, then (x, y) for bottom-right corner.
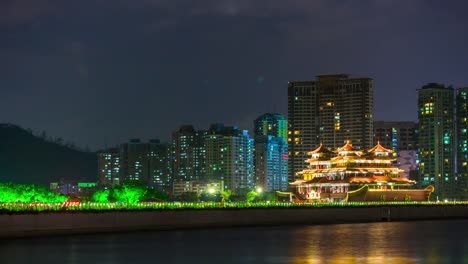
(2, 220), (467, 264)
(289, 220), (467, 264)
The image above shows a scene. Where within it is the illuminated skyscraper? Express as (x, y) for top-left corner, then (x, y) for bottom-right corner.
(287, 74), (373, 181)
(254, 113), (288, 191)
(417, 83), (455, 199)
(204, 124), (254, 192)
(456, 87), (468, 194)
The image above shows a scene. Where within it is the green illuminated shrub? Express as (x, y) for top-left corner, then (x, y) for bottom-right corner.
(92, 189), (110, 203)
(246, 191), (258, 202)
(221, 190), (232, 203)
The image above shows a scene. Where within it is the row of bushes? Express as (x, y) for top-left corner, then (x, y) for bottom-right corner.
(0, 181), (272, 206)
(0, 183), (67, 203)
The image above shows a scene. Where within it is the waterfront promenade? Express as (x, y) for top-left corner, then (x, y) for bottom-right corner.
(1, 202), (468, 238)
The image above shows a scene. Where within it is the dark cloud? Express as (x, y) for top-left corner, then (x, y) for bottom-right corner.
(1, 0), (468, 149)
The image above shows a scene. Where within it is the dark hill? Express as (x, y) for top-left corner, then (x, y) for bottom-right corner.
(0, 124), (97, 186)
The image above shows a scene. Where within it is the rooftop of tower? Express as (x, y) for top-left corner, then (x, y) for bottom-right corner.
(419, 83), (453, 90)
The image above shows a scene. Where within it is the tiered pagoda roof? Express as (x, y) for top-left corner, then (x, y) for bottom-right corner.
(335, 140), (362, 153)
(295, 141), (408, 183)
(290, 175), (414, 186)
(367, 141), (393, 154)
(305, 142), (333, 162)
(307, 142), (333, 155)
(298, 167), (402, 175)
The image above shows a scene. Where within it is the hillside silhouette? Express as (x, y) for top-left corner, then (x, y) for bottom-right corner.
(0, 124), (97, 186)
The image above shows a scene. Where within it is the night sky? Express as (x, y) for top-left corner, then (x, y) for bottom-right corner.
(2, 0), (467, 150)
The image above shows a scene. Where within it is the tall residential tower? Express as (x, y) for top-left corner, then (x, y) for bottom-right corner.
(417, 83), (455, 199)
(204, 124), (254, 192)
(287, 74), (373, 181)
(254, 113), (288, 192)
(456, 87), (468, 195)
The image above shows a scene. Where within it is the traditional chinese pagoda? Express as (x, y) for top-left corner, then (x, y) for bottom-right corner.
(288, 141), (433, 202)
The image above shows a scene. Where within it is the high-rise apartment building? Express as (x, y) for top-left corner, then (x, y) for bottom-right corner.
(254, 113), (287, 139)
(171, 125), (207, 182)
(171, 126), (198, 182)
(97, 148), (120, 186)
(99, 139), (172, 191)
(373, 121), (417, 151)
(120, 139), (151, 183)
(204, 124), (254, 192)
(373, 121), (418, 181)
(147, 139), (172, 191)
(254, 113), (288, 192)
(288, 74), (373, 181)
(456, 87), (468, 193)
(417, 83), (455, 199)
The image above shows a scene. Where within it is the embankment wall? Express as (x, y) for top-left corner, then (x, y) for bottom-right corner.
(1, 205), (467, 238)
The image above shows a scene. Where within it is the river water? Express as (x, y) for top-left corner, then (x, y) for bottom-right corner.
(2, 220), (467, 264)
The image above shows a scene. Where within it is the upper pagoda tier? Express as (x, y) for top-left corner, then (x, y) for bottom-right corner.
(367, 141), (393, 154)
(305, 142), (333, 163)
(334, 141), (363, 156)
(298, 141), (402, 180)
(307, 142), (333, 155)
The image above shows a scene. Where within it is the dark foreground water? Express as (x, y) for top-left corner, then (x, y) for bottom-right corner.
(2, 220), (468, 264)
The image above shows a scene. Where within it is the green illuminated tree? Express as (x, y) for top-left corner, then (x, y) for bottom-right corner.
(110, 181), (147, 204)
(246, 190), (258, 203)
(92, 189), (111, 203)
(0, 183), (19, 202)
(221, 190), (232, 203)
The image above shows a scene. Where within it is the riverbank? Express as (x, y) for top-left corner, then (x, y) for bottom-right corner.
(1, 205), (467, 238)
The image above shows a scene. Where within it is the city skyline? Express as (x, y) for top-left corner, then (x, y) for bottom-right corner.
(1, 2), (468, 259)
(2, 1), (468, 150)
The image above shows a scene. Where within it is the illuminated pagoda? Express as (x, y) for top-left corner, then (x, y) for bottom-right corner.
(288, 141), (433, 202)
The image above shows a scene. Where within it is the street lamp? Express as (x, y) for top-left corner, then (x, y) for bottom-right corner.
(208, 188), (215, 194)
(256, 187), (263, 193)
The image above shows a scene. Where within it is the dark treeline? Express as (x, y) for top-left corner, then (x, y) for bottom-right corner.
(0, 123), (97, 186)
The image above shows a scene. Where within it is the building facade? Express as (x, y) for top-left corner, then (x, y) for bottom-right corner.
(254, 113), (288, 192)
(147, 139), (172, 191)
(456, 87), (468, 195)
(374, 121), (417, 151)
(288, 74), (374, 182)
(97, 148), (120, 186)
(120, 139), (151, 183)
(171, 125), (198, 182)
(171, 125), (208, 183)
(254, 113), (287, 138)
(417, 83), (455, 199)
(98, 139), (172, 192)
(172, 180), (224, 197)
(204, 124), (254, 192)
